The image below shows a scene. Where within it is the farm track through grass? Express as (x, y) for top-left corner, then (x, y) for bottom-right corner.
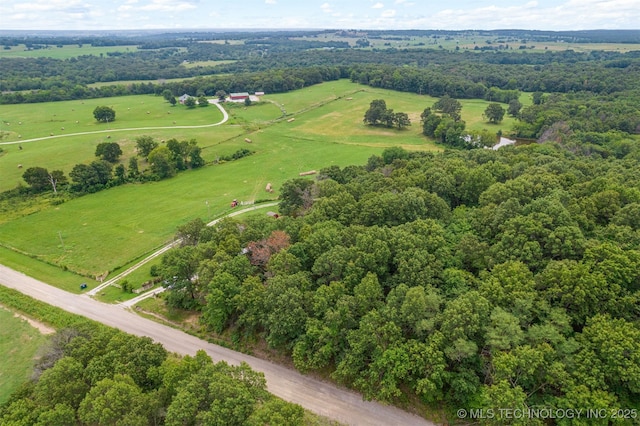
(0, 306), (49, 405)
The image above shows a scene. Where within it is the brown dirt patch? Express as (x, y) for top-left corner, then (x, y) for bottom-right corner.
(0, 304), (56, 335)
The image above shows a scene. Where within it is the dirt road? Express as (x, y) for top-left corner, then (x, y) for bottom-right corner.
(0, 264), (435, 426)
(0, 101), (229, 146)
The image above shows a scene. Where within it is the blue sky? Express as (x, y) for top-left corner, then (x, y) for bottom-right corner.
(1, 0), (639, 31)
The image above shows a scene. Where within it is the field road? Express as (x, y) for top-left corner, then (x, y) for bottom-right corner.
(0, 264), (436, 426)
(0, 101), (229, 146)
(88, 201), (279, 297)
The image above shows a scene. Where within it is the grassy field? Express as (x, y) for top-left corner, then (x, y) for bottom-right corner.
(87, 77), (197, 88)
(0, 79), (517, 279)
(0, 94), (223, 142)
(0, 306), (50, 404)
(0, 96), (227, 193)
(303, 33), (640, 53)
(182, 60), (237, 68)
(0, 246), (96, 293)
(0, 44), (138, 59)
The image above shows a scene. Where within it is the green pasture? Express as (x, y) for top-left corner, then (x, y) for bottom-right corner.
(0, 44), (138, 59)
(304, 33), (640, 53)
(0, 306), (49, 404)
(460, 98), (519, 133)
(273, 88), (436, 150)
(88, 77), (196, 88)
(224, 101), (284, 126)
(264, 79), (363, 115)
(0, 79), (521, 279)
(198, 40), (245, 46)
(0, 96), (227, 192)
(0, 120), (248, 194)
(0, 139), (381, 276)
(182, 60), (237, 68)
(0, 246), (96, 293)
(0, 94), (223, 141)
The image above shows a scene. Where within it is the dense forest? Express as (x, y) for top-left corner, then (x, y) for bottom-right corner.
(0, 323), (306, 425)
(152, 142), (640, 422)
(2, 32), (640, 98)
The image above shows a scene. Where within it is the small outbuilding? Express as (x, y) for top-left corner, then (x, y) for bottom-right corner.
(178, 94), (191, 104)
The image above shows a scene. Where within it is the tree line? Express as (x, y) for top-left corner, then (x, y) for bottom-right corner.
(3, 46), (640, 103)
(21, 135), (205, 196)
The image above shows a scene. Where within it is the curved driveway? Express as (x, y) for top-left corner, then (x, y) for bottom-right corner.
(0, 264), (435, 426)
(0, 102), (229, 146)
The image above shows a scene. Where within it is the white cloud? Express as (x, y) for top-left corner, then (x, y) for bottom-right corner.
(346, 0), (640, 30)
(13, 0), (86, 12)
(136, 0), (198, 12)
(381, 9), (396, 18)
(321, 2), (332, 13)
(265, 0), (277, 4)
(372, 2), (384, 8)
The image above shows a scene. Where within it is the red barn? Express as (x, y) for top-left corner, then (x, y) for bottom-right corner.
(229, 92), (250, 101)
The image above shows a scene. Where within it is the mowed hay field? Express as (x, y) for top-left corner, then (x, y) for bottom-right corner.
(0, 306), (50, 404)
(0, 95), (228, 193)
(0, 79), (515, 279)
(0, 44), (138, 59)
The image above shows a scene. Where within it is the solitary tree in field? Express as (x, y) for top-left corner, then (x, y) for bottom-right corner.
(484, 103), (506, 124)
(184, 97), (197, 109)
(93, 106), (116, 123)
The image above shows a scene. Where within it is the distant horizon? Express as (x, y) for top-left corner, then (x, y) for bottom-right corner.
(1, 0), (639, 32)
(1, 28), (639, 35)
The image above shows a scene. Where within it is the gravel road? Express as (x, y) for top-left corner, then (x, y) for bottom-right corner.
(0, 264), (436, 426)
